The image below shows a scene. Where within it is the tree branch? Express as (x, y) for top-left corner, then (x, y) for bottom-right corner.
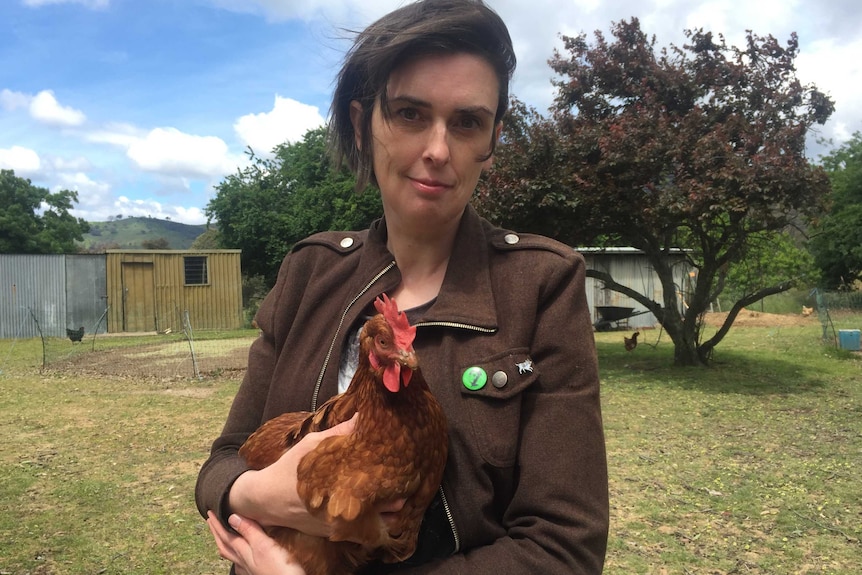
(700, 279), (795, 351)
(585, 269), (664, 317)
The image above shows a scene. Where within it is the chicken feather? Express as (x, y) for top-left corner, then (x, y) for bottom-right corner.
(238, 294), (448, 575)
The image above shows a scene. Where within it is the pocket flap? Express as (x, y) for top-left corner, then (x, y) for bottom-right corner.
(458, 348), (538, 400)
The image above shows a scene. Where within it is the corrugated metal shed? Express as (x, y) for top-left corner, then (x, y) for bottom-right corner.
(0, 254), (107, 338)
(66, 254), (108, 334)
(579, 247), (692, 331)
(105, 250), (242, 333)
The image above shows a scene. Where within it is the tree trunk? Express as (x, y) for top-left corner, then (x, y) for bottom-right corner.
(674, 340), (705, 366)
(661, 309), (708, 367)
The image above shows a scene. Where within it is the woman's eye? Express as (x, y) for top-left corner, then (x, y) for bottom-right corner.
(397, 107), (420, 121)
(457, 116), (482, 130)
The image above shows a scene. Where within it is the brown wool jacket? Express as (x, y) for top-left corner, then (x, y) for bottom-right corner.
(195, 206), (609, 574)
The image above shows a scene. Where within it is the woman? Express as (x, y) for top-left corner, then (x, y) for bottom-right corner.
(196, 1), (609, 573)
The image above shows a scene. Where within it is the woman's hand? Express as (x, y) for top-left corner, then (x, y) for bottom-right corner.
(228, 414), (358, 537)
(207, 512), (305, 575)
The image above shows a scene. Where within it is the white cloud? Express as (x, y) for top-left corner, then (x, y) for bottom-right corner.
(173, 206), (207, 225)
(0, 146), (41, 174)
(126, 127), (241, 179)
(84, 122), (146, 148)
(54, 171), (112, 204)
(208, 0), (400, 22)
(49, 155), (92, 172)
(84, 121), (248, 191)
(29, 90), (86, 127)
(797, 36), (862, 120)
(47, 170), (116, 223)
(1, 88), (30, 111)
(233, 96), (325, 156)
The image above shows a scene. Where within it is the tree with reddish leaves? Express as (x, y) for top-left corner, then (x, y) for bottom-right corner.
(476, 19), (834, 366)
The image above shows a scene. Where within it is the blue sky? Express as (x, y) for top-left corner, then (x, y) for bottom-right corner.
(2, 0), (860, 225)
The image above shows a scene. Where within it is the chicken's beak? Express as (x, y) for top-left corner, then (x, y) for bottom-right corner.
(398, 348), (418, 371)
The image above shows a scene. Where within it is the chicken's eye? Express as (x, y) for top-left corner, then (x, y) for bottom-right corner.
(376, 336), (390, 348)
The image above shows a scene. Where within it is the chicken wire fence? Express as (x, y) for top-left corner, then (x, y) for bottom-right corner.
(1, 306), (256, 381)
(809, 288), (862, 346)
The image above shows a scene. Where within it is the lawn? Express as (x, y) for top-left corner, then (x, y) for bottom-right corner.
(0, 311), (859, 574)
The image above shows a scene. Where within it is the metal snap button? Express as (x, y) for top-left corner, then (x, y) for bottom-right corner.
(492, 370), (508, 388)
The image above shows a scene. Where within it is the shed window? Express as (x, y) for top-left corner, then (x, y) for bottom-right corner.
(184, 256), (209, 285)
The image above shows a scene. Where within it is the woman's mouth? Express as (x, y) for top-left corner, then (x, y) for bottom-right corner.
(410, 177), (452, 194)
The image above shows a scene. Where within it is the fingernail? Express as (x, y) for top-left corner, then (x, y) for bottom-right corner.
(228, 514), (241, 528)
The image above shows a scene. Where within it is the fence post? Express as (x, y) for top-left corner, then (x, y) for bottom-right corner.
(27, 307), (47, 370)
(91, 306), (110, 352)
(183, 310), (201, 379)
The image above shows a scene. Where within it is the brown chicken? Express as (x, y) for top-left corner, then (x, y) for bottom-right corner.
(624, 331), (640, 351)
(238, 294), (448, 575)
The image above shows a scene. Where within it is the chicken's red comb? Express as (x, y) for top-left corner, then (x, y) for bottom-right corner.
(374, 294), (416, 350)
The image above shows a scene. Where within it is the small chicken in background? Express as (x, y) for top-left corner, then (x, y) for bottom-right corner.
(66, 326), (84, 343)
(238, 294), (448, 575)
(624, 331), (640, 352)
(801, 305), (814, 317)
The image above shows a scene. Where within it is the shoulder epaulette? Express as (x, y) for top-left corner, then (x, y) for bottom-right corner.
(489, 230), (574, 258)
(291, 231), (366, 254)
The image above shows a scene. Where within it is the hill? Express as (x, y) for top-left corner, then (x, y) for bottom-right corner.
(77, 217), (209, 251)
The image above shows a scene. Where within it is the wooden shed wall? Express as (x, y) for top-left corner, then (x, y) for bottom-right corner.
(106, 250), (242, 333)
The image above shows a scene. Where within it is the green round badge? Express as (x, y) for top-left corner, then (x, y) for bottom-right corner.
(462, 366), (487, 390)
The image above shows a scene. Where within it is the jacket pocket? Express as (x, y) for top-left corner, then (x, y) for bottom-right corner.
(459, 348), (538, 467)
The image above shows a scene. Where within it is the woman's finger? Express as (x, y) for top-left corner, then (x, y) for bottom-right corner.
(226, 514), (307, 575)
(206, 511), (242, 564)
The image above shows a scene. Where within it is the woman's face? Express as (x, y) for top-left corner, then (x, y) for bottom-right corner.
(353, 53), (501, 234)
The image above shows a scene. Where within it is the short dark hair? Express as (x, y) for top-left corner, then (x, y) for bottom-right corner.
(329, 0), (516, 191)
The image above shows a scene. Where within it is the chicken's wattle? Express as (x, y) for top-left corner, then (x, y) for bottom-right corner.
(382, 363), (413, 392)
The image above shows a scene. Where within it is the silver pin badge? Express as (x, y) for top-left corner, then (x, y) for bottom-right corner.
(516, 359), (534, 374)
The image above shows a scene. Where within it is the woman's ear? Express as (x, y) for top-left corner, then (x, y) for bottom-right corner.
(349, 101), (363, 150)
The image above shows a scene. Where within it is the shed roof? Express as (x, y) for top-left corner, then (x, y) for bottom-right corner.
(105, 249), (241, 254)
(577, 247), (689, 255)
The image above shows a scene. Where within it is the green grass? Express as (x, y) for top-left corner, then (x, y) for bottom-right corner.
(598, 315), (861, 574)
(1, 315), (860, 574)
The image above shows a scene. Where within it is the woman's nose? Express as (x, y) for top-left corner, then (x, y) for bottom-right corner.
(422, 122), (451, 165)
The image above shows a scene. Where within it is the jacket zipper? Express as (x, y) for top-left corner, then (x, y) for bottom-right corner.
(414, 320), (496, 333)
(438, 485), (461, 553)
(415, 319), (496, 555)
(311, 262), (396, 411)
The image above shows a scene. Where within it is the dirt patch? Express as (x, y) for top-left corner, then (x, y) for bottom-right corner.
(162, 387), (219, 398)
(46, 337), (253, 380)
(703, 310), (818, 328)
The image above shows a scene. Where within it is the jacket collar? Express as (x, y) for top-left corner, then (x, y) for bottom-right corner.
(363, 205), (498, 330)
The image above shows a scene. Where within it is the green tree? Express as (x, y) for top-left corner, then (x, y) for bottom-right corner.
(0, 169), (90, 254)
(476, 19), (833, 366)
(190, 227), (222, 250)
(810, 133), (862, 289)
(206, 127), (382, 285)
(141, 237), (170, 250)
(722, 231), (819, 305)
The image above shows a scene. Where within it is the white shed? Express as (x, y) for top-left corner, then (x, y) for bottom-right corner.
(578, 247), (693, 331)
